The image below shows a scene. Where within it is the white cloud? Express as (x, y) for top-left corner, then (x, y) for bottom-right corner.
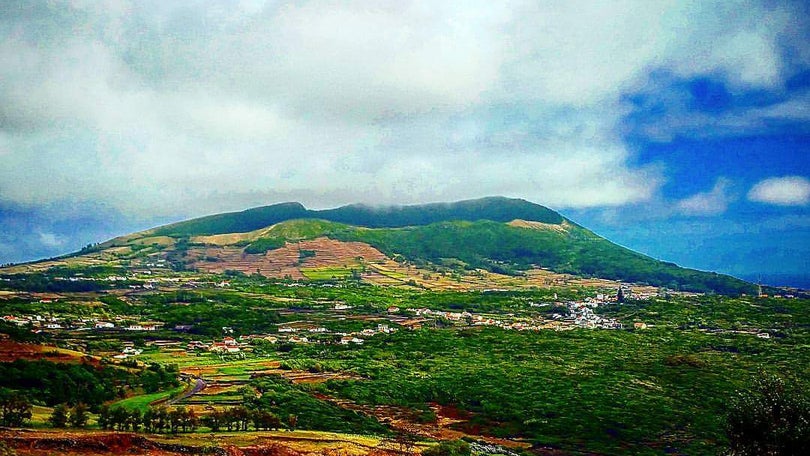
(0, 0), (806, 222)
(748, 176), (810, 206)
(677, 178), (735, 216)
(38, 232), (64, 248)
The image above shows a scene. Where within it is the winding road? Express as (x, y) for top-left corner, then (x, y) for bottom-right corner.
(167, 377), (206, 406)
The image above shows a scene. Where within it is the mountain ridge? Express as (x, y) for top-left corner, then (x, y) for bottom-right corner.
(7, 197), (756, 295)
(152, 196), (564, 237)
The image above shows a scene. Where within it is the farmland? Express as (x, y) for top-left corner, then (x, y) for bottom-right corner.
(0, 265), (807, 455)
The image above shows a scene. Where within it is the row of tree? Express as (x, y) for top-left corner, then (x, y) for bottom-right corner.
(96, 405), (288, 433)
(49, 403), (89, 428)
(0, 359), (179, 408)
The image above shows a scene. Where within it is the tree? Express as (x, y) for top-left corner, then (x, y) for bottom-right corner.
(232, 406), (250, 431)
(97, 405), (111, 430)
(127, 408), (142, 432)
(169, 408), (184, 433)
(153, 406), (169, 433)
(222, 408), (236, 431)
(202, 409), (223, 432)
(110, 407), (130, 431)
(186, 408), (199, 432)
(726, 374), (810, 455)
(142, 407), (155, 433)
(251, 409), (281, 431)
(0, 391), (32, 427)
(69, 403), (89, 428)
(49, 403), (69, 428)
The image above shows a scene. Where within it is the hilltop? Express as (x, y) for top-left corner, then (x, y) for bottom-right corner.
(7, 197), (753, 294)
(151, 196), (564, 236)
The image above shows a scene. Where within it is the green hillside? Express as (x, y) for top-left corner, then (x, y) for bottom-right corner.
(316, 196), (564, 227)
(155, 202), (309, 237)
(155, 197), (563, 237)
(244, 220), (349, 254)
(329, 221), (753, 294)
(104, 197), (755, 295)
(235, 218), (753, 295)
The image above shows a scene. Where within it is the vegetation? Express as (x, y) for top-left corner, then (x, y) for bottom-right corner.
(39, 196), (756, 294)
(330, 220), (753, 294)
(726, 374), (810, 455)
(48, 403), (88, 428)
(171, 213), (753, 293)
(156, 202), (309, 237)
(247, 375), (389, 435)
(243, 237), (286, 254)
(0, 232), (802, 455)
(138, 290), (282, 336)
(155, 197), (563, 237)
(0, 359), (178, 409)
(0, 389), (32, 427)
(422, 440), (471, 456)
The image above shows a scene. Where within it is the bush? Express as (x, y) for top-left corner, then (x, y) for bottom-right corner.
(726, 374), (810, 455)
(0, 390), (32, 427)
(49, 403), (69, 428)
(422, 440), (471, 456)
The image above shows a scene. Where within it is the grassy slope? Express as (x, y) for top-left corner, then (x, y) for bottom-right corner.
(66, 195), (754, 294)
(154, 197), (563, 237)
(327, 221), (753, 294)
(155, 202), (310, 237)
(232, 218), (751, 294)
(112, 384), (188, 412)
(243, 220), (350, 254)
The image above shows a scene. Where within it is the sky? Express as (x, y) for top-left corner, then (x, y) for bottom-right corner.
(1, 1), (808, 287)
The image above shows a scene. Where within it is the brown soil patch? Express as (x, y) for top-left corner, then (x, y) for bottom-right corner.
(189, 237), (387, 279)
(312, 394), (531, 450)
(0, 429), (395, 456)
(0, 340), (100, 366)
(508, 219), (570, 232)
(252, 369), (363, 384)
(180, 366), (219, 376)
(0, 430), (214, 456)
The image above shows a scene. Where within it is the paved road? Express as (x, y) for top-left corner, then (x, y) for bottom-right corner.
(168, 377), (206, 405)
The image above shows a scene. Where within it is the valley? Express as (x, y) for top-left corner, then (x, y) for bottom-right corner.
(0, 198), (807, 456)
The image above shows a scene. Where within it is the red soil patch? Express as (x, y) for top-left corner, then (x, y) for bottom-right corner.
(251, 369), (363, 384)
(179, 365), (218, 376)
(0, 340), (99, 367)
(0, 430), (389, 456)
(311, 394), (530, 450)
(188, 237), (387, 279)
(1, 430), (201, 456)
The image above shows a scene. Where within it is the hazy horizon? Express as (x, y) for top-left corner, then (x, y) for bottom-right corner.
(1, 1), (808, 285)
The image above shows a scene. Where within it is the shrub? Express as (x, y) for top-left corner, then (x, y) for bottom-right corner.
(422, 440), (471, 456)
(726, 374), (810, 455)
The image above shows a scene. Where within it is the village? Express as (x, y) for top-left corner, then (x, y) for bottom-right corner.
(1, 290), (640, 366)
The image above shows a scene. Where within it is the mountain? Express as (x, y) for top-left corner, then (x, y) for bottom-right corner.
(26, 197), (756, 295)
(153, 197), (563, 236)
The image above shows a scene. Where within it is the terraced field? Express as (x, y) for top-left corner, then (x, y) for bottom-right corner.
(190, 237), (387, 279)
